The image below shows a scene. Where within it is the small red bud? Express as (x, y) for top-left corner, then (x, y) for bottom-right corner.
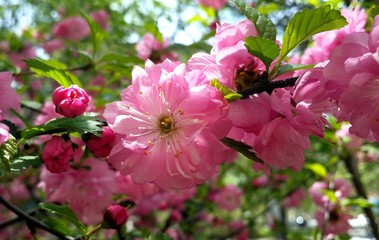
(52, 85), (89, 118)
(102, 205), (128, 229)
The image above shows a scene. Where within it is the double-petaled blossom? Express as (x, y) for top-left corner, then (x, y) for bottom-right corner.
(104, 59), (232, 190)
(52, 85), (89, 118)
(42, 136), (75, 173)
(135, 33), (178, 63)
(85, 126), (116, 158)
(38, 158), (116, 225)
(52, 16), (90, 41)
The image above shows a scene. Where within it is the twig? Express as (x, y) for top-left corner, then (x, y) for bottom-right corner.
(0, 196), (71, 240)
(239, 76), (298, 98)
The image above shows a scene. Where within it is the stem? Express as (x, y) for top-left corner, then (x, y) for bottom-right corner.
(0, 196), (70, 240)
(342, 154), (379, 239)
(86, 224), (102, 239)
(239, 76), (298, 99)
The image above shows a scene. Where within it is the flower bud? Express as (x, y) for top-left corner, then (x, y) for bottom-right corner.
(102, 205), (128, 229)
(85, 127), (116, 158)
(52, 85), (89, 118)
(42, 136), (75, 173)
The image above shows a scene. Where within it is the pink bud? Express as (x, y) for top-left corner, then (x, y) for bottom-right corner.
(86, 127), (116, 158)
(52, 85), (89, 118)
(102, 205), (128, 229)
(42, 136), (75, 173)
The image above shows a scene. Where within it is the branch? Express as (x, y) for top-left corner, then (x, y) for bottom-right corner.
(341, 154), (379, 239)
(0, 196), (71, 240)
(220, 137), (264, 165)
(239, 76), (298, 99)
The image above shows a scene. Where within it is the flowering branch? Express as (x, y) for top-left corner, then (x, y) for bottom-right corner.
(341, 154), (379, 239)
(0, 196), (70, 240)
(239, 76), (298, 99)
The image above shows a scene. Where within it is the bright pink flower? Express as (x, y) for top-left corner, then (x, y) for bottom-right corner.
(86, 126), (116, 158)
(0, 122), (10, 145)
(53, 16), (90, 41)
(283, 188), (305, 208)
(197, 0), (227, 10)
(90, 10), (109, 30)
(309, 179), (352, 208)
(315, 209), (352, 235)
(52, 85), (89, 118)
(102, 205), (128, 229)
(213, 185), (242, 211)
(42, 39), (65, 54)
(135, 33), (177, 62)
(104, 59), (231, 190)
(115, 173), (161, 200)
(0, 72), (21, 115)
(42, 136), (75, 173)
(38, 158), (116, 225)
(34, 102), (64, 125)
(336, 123), (365, 150)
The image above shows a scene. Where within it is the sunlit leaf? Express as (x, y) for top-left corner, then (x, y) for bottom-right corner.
(245, 36), (280, 72)
(210, 79), (242, 102)
(0, 136), (17, 175)
(305, 163), (327, 178)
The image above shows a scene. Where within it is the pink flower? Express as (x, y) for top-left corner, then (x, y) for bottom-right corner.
(52, 85), (89, 118)
(135, 33), (177, 62)
(309, 179), (351, 208)
(197, 0), (227, 10)
(52, 16), (90, 41)
(102, 205), (128, 229)
(104, 59), (231, 190)
(0, 72), (21, 115)
(42, 39), (65, 54)
(283, 188), (305, 208)
(38, 158), (116, 225)
(42, 136), (75, 173)
(315, 209), (352, 235)
(0, 122), (10, 145)
(7, 44), (36, 71)
(213, 185), (242, 211)
(34, 102), (64, 125)
(90, 10), (110, 30)
(85, 126), (116, 158)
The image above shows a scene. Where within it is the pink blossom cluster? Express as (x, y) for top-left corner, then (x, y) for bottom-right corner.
(136, 33), (178, 63)
(295, 15), (379, 141)
(309, 178), (353, 235)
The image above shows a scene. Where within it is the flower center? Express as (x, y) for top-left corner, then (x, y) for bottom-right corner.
(158, 115), (173, 134)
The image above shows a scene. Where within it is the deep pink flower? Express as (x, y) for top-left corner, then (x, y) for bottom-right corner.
(7, 44), (36, 71)
(42, 136), (75, 173)
(0, 72), (21, 115)
(90, 10), (109, 30)
(102, 205), (128, 229)
(86, 126), (116, 158)
(283, 188), (305, 208)
(213, 185), (242, 211)
(53, 16), (90, 41)
(0, 122), (9, 146)
(38, 158), (116, 225)
(197, 0), (227, 10)
(42, 39), (65, 54)
(52, 85), (89, 118)
(104, 59), (231, 190)
(315, 209), (352, 235)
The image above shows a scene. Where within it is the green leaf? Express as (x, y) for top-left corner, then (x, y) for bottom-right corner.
(38, 203), (87, 235)
(369, 5), (379, 20)
(341, 198), (374, 208)
(148, 232), (173, 240)
(322, 189), (338, 204)
(21, 114), (104, 140)
(97, 53), (144, 66)
(0, 136), (18, 175)
(24, 58), (81, 87)
(280, 5), (347, 62)
(232, 0), (277, 40)
(11, 155), (41, 172)
(221, 137), (264, 165)
(81, 11), (106, 59)
(257, 3), (281, 14)
(245, 36), (280, 72)
(210, 79), (242, 102)
(275, 63), (316, 78)
(305, 163), (327, 178)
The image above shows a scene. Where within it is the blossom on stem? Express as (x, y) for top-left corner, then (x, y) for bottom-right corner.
(104, 59), (232, 191)
(52, 85), (89, 118)
(85, 126), (116, 158)
(52, 16), (90, 41)
(135, 33), (177, 63)
(42, 135), (75, 173)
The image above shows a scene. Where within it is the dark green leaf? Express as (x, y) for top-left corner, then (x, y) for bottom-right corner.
(245, 36), (280, 72)
(275, 63), (315, 77)
(221, 137), (264, 165)
(280, 5), (347, 62)
(209, 79), (242, 102)
(21, 114), (104, 140)
(232, 0), (277, 40)
(11, 155), (41, 172)
(24, 58), (81, 87)
(0, 136), (18, 175)
(97, 53), (144, 65)
(38, 203), (87, 235)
